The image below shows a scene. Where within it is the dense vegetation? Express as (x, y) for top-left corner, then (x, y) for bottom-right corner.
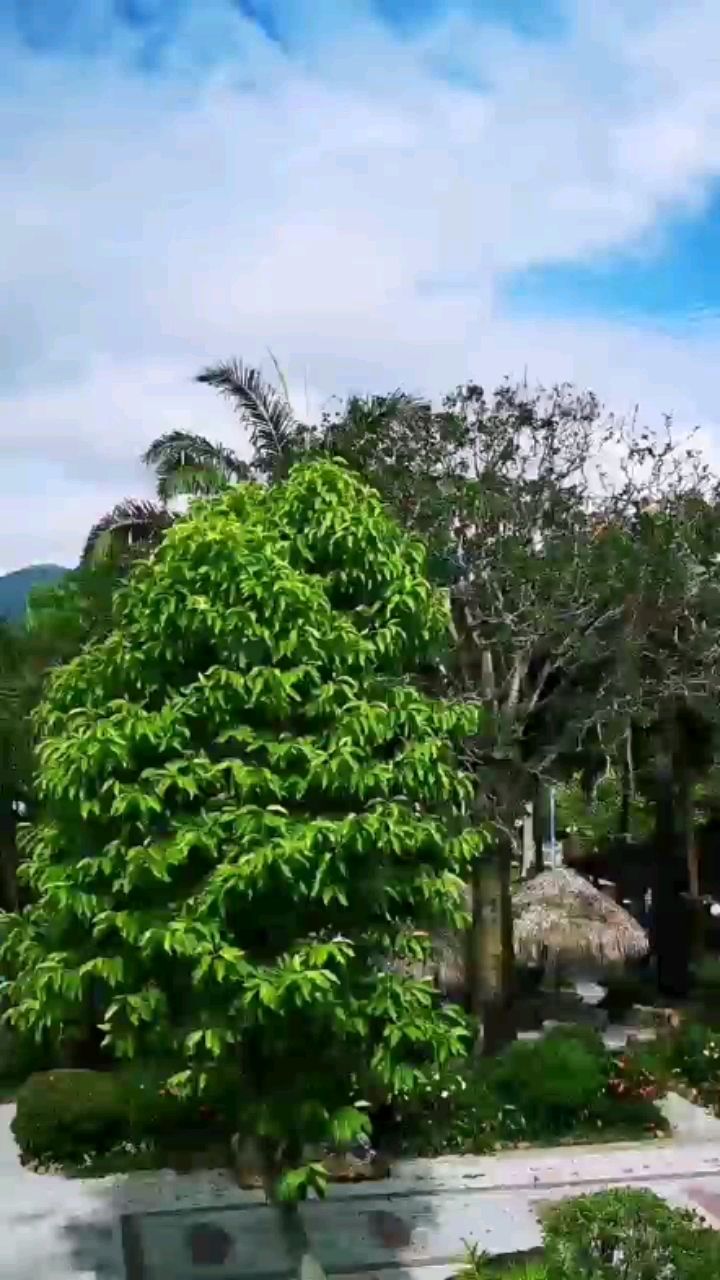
(2, 461), (485, 1207)
(4, 357), (720, 1263)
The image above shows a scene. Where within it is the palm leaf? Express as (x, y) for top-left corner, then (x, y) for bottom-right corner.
(82, 499), (174, 566)
(196, 359), (297, 477)
(143, 430), (250, 501)
(266, 347), (291, 406)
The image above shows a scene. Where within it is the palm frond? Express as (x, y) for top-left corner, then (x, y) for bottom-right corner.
(156, 466), (237, 502)
(266, 347), (291, 406)
(143, 430), (250, 502)
(196, 359), (297, 476)
(82, 499), (174, 566)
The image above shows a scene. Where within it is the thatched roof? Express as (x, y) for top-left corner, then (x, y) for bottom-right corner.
(513, 866), (648, 967)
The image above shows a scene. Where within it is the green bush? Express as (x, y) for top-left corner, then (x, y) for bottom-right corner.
(694, 956), (720, 1006)
(543, 1024), (607, 1060)
(542, 1188), (720, 1279)
(669, 1022), (720, 1089)
(13, 1070), (126, 1165)
(119, 1060), (238, 1149)
(12, 1064), (240, 1167)
(491, 1036), (608, 1136)
(377, 1062), (506, 1156)
(599, 971), (649, 1019)
(385, 1029), (668, 1155)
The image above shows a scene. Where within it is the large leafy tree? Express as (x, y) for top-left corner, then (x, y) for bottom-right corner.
(604, 488), (720, 992)
(282, 383), (626, 1041)
(288, 382), (713, 1034)
(1, 461), (483, 1264)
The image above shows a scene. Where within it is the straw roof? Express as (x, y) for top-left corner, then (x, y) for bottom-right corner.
(391, 868), (648, 993)
(513, 866), (648, 968)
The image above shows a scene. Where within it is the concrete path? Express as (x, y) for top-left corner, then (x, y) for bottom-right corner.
(3, 1103), (720, 1279)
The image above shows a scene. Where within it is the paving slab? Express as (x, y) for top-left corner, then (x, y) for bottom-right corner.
(3, 1103), (720, 1278)
(660, 1091), (720, 1143)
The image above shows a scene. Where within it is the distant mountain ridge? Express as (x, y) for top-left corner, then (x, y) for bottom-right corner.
(0, 564), (69, 623)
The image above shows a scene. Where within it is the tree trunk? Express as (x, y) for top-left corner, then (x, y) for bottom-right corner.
(0, 803), (19, 913)
(653, 736), (691, 999)
(619, 726), (633, 842)
(469, 840), (515, 1055)
(532, 781), (546, 875)
(675, 748), (705, 968)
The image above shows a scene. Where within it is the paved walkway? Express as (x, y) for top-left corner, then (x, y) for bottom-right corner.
(3, 1101), (720, 1279)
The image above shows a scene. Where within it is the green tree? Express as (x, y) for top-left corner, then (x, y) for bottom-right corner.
(610, 492), (720, 992)
(288, 381), (636, 1046)
(0, 562), (123, 912)
(292, 382), (720, 1028)
(1, 461), (484, 1272)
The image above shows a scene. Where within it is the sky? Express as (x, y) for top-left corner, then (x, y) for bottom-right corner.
(3, 0), (720, 572)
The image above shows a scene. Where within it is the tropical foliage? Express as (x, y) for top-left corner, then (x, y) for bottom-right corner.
(1, 460), (486, 1199)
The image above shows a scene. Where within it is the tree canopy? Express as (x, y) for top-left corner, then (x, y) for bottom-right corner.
(1, 460), (486, 1195)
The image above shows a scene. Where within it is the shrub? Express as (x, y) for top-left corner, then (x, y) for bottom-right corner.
(119, 1060), (239, 1150)
(607, 1052), (662, 1105)
(694, 956), (720, 1006)
(542, 1188), (720, 1279)
(599, 971), (649, 1019)
(543, 1024), (607, 1061)
(13, 1070), (126, 1165)
(12, 1064), (240, 1167)
(669, 1021), (720, 1089)
(491, 1036), (608, 1136)
(376, 1062), (505, 1156)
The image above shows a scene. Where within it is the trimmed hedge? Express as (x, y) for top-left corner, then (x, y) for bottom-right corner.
(13, 1071), (126, 1165)
(12, 1064), (239, 1167)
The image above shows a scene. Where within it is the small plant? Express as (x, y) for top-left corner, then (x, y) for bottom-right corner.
(455, 1240), (492, 1279)
(607, 1053), (661, 1105)
(455, 1240), (547, 1279)
(542, 1187), (720, 1279)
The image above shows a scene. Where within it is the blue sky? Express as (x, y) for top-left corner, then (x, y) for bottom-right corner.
(3, 0), (720, 569)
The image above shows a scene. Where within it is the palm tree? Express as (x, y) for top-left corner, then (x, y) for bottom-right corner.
(81, 358), (437, 567)
(81, 358), (303, 567)
(82, 498), (176, 566)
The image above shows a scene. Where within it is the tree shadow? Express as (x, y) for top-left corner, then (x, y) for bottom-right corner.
(58, 1163), (453, 1279)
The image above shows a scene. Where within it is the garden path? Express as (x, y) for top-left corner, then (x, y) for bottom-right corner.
(3, 1101), (720, 1278)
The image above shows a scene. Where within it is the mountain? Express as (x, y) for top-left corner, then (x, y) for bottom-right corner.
(0, 564), (69, 624)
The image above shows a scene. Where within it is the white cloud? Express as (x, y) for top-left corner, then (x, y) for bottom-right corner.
(3, 0), (720, 571)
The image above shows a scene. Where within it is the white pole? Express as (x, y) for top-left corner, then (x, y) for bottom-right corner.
(550, 786), (557, 868)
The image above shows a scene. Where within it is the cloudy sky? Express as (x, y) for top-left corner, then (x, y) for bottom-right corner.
(3, 0), (720, 572)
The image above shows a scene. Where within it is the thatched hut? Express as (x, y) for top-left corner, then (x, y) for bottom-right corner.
(513, 866), (648, 970)
(393, 868), (648, 1000)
